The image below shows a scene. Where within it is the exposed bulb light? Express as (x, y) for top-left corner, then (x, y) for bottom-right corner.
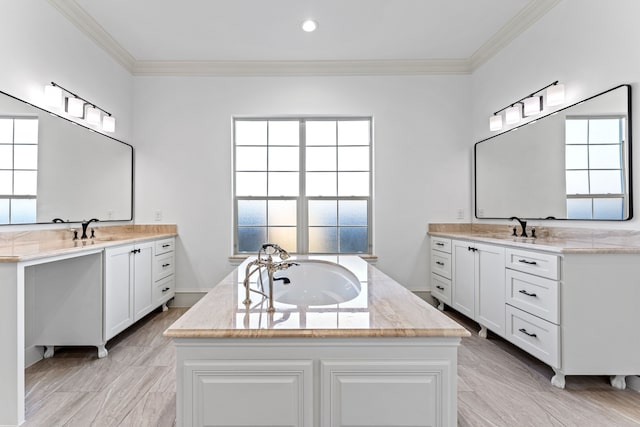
(85, 105), (102, 125)
(546, 83), (565, 107)
(505, 104), (522, 125)
(66, 97), (85, 118)
(44, 84), (63, 108)
(523, 96), (542, 116)
(302, 19), (318, 32)
(489, 114), (503, 131)
(102, 115), (116, 133)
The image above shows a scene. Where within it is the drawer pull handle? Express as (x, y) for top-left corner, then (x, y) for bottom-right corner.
(518, 259), (537, 265)
(436, 285), (445, 291)
(518, 328), (537, 338)
(162, 287), (170, 292)
(468, 246), (478, 252)
(518, 289), (537, 297)
(162, 244), (170, 248)
(435, 261), (445, 266)
(131, 248), (141, 254)
(435, 242), (445, 246)
(162, 263), (171, 268)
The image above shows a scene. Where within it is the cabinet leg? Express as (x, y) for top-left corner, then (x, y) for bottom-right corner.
(43, 346), (55, 358)
(434, 298), (444, 311)
(610, 375), (627, 390)
(97, 344), (108, 359)
(478, 325), (488, 339)
(551, 369), (565, 389)
(162, 302), (168, 312)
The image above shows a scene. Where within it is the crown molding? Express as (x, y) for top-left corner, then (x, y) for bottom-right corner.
(469, 0), (562, 71)
(132, 59), (472, 76)
(47, 0), (135, 72)
(49, 0), (560, 77)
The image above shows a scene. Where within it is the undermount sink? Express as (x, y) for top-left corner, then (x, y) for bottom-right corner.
(265, 260), (361, 306)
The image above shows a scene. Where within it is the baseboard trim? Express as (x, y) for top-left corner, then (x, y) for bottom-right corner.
(170, 291), (207, 307)
(627, 375), (640, 392)
(25, 345), (43, 368)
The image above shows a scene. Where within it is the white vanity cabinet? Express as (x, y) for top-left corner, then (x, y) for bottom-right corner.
(430, 237), (452, 308)
(104, 241), (154, 340)
(153, 237), (176, 307)
(104, 237), (175, 341)
(451, 239), (506, 338)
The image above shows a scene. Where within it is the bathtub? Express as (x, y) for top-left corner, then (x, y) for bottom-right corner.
(264, 259), (361, 306)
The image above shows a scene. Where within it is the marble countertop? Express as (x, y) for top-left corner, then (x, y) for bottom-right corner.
(0, 225), (177, 262)
(428, 224), (640, 254)
(164, 256), (470, 339)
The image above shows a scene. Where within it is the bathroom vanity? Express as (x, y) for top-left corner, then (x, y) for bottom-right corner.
(0, 225), (176, 427)
(429, 223), (640, 390)
(165, 256), (469, 427)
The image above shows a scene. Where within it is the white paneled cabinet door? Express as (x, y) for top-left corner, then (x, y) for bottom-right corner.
(475, 242), (506, 337)
(104, 244), (135, 341)
(133, 241), (154, 321)
(452, 240), (476, 319)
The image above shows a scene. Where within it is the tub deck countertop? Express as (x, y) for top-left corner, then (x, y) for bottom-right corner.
(164, 255), (470, 339)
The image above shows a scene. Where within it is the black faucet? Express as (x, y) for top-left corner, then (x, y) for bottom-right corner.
(509, 216), (528, 237)
(81, 218), (99, 239)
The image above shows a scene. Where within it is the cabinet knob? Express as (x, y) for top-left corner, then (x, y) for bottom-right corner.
(518, 328), (537, 338)
(518, 289), (537, 297)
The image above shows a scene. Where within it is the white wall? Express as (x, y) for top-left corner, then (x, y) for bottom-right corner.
(133, 75), (471, 291)
(471, 0), (640, 228)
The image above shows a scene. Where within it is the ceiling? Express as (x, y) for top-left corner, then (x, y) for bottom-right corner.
(48, 0), (561, 76)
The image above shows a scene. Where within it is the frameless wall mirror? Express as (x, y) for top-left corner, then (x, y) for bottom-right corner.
(0, 90), (133, 225)
(475, 84), (632, 220)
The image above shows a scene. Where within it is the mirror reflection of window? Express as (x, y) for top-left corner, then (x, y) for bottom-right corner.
(0, 116), (38, 224)
(565, 117), (625, 220)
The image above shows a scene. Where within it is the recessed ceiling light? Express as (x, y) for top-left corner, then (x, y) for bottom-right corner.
(302, 20), (318, 32)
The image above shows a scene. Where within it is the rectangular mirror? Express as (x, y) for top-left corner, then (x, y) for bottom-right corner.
(475, 84), (632, 220)
(0, 90), (133, 225)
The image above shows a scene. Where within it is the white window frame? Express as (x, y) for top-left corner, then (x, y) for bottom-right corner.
(233, 116), (373, 255)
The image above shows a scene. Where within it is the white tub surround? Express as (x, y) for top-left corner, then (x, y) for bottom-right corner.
(165, 256), (469, 427)
(0, 224), (177, 427)
(428, 223), (640, 390)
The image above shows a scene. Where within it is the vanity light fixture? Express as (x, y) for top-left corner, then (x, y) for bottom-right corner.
(43, 82), (116, 132)
(488, 80), (564, 131)
(302, 19), (318, 32)
(505, 104), (522, 125)
(44, 84), (63, 108)
(546, 82), (565, 106)
(523, 95), (542, 116)
(66, 97), (85, 118)
(489, 114), (503, 131)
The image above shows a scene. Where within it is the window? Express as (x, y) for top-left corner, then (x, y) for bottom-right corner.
(565, 116), (626, 219)
(234, 118), (372, 254)
(0, 117), (38, 224)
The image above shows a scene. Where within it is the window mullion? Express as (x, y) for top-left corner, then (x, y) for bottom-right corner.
(299, 120), (307, 254)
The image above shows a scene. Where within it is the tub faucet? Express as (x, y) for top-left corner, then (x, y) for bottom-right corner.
(81, 218), (99, 239)
(243, 243), (297, 313)
(509, 216), (528, 237)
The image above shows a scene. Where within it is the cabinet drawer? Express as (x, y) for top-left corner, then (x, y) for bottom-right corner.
(506, 270), (559, 324)
(431, 251), (451, 279)
(506, 305), (560, 368)
(155, 238), (175, 255)
(155, 253), (175, 280)
(153, 275), (175, 303)
(505, 248), (559, 280)
(431, 237), (451, 254)
(431, 273), (451, 305)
